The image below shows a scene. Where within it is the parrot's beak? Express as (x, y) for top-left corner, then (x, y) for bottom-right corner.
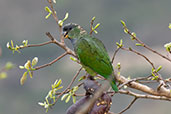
(63, 32), (69, 39)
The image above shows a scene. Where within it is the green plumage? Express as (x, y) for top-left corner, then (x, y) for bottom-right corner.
(63, 23), (118, 92)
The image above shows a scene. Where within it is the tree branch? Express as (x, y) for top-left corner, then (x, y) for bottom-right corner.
(118, 97), (138, 114)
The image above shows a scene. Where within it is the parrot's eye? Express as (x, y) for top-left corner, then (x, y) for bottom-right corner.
(63, 26), (73, 32)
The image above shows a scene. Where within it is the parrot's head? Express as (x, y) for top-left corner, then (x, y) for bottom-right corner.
(63, 23), (87, 40)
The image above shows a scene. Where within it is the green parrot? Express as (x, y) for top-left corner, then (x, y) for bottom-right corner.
(63, 23), (118, 92)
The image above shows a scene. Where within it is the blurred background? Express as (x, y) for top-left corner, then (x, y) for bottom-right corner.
(1, 0), (171, 114)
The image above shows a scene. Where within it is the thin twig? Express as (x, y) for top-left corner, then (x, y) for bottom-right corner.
(90, 18), (95, 35)
(121, 47), (156, 69)
(35, 52), (68, 70)
(125, 27), (171, 62)
(118, 97), (138, 114)
(47, 0), (64, 44)
(112, 47), (121, 64)
(19, 41), (53, 49)
(118, 76), (152, 89)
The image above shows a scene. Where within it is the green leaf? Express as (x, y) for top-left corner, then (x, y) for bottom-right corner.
(164, 42), (171, 52)
(65, 94), (71, 103)
(20, 72), (27, 85)
(61, 93), (69, 101)
(78, 75), (86, 81)
(94, 23), (100, 30)
(120, 20), (126, 27)
(28, 71), (33, 78)
(32, 57), (38, 66)
(54, 79), (62, 88)
(124, 28), (128, 34)
(135, 43), (142, 46)
(45, 6), (51, 13)
(72, 96), (76, 104)
(70, 56), (77, 62)
(5, 62), (14, 70)
(169, 23), (171, 29)
(6, 42), (11, 49)
(24, 60), (31, 70)
(73, 86), (78, 92)
(92, 16), (96, 21)
(0, 72), (7, 79)
(63, 12), (69, 21)
(11, 40), (14, 48)
(131, 32), (136, 40)
(156, 65), (162, 72)
(19, 65), (25, 69)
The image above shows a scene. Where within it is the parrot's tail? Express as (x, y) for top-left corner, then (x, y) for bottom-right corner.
(110, 79), (118, 92)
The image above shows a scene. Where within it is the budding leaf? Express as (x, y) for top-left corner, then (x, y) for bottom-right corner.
(65, 94), (71, 103)
(63, 12), (69, 21)
(32, 57), (38, 66)
(20, 72), (27, 85)
(5, 62), (14, 70)
(0, 72), (7, 79)
(120, 20), (126, 27)
(136, 43), (142, 46)
(156, 65), (162, 72)
(61, 93), (69, 101)
(169, 23), (171, 29)
(72, 96), (76, 104)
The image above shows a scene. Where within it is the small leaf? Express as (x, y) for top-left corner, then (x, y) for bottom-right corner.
(45, 6), (51, 13)
(135, 43), (142, 46)
(78, 75), (86, 81)
(94, 23), (100, 30)
(93, 30), (98, 34)
(156, 65), (162, 72)
(65, 94), (71, 103)
(124, 28), (128, 34)
(22, 40), (28, 46)
(24, 60), (31, 70)
(73, 86), (78, 92)
(72, 96), (76, 104)
(131, 32), (136, 40)
(169, 23), (171, 29)
(20, 72), (27, 85)
(19, 65), (25, 69)
(54, 79), (62, 88)
(92, 16), (96, 21)
(11, 40), (14, 48)
(29, 71), (33, 78)
(6, 42), (11, 49)
(5, 62), (14, 70)
(0, 72), (7, 79)
(38, 102), (45, 106)
(164, 42), (171, 52)
(63, 12), (69, 21)
(32, 57), (38, 66)
(61, 93), (69, 101)
(120, 20), (126, 26)
(70, 56), (77, 62)
(58, 20), (63, 27)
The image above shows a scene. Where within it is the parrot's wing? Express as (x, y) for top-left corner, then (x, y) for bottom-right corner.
(74, 36), (113, 78)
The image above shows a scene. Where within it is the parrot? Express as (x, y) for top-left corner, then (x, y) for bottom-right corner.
(63, 23), (118, 92)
